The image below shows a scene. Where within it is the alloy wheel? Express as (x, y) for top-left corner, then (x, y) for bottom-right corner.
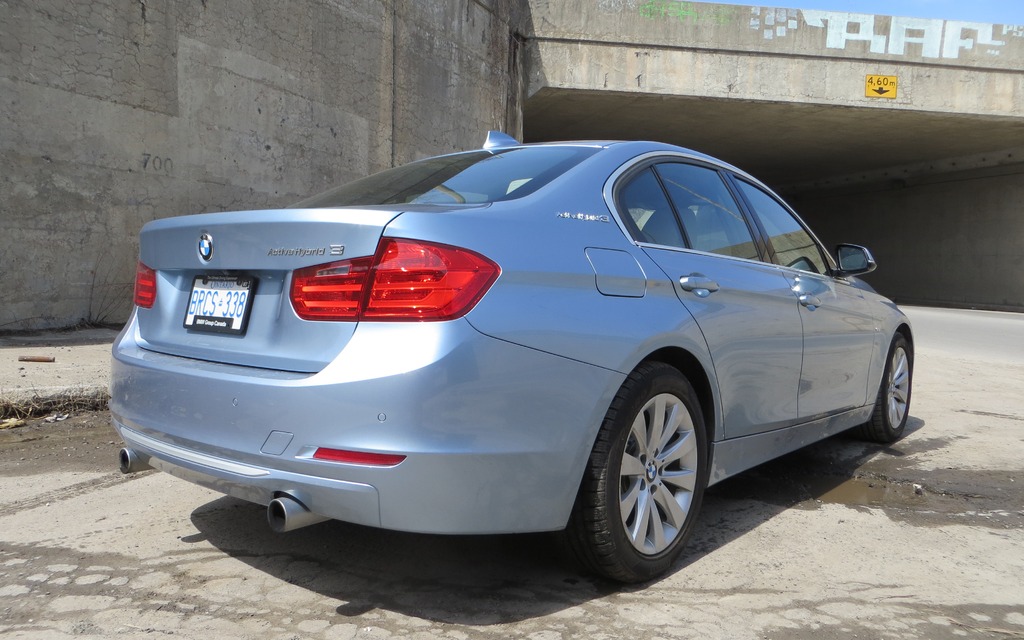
(886, 346), (910, 427)
(619, 393), (699, 555)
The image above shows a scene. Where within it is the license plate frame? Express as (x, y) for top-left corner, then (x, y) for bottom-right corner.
(182, 275), (257, 335)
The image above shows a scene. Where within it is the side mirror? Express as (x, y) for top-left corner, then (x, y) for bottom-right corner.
(835, 244), (877, 276)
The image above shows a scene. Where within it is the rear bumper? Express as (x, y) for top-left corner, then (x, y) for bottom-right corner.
(114, 421), (382, 527)
(110, 319), (623, 534)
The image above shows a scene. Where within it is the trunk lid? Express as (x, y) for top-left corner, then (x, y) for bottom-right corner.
(135, 208), (402, 372)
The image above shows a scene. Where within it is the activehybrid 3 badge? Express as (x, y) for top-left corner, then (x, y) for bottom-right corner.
(198, 233), (214, 262)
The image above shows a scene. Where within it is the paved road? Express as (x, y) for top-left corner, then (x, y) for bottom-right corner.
(902, 306), (1024, 364)
(1, 307), (1022, 639)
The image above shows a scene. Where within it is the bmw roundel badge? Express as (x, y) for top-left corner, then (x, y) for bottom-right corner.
(198, 233), (214, 262)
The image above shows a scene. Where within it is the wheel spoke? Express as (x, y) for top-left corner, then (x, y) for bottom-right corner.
(892, 387), (908, 404)
(621, 452), (646, 477)
(629, 491), (653, 544)
(892, 352), (907, 380)
(647, 500), (667, 550)
(658, 402), (684, 453)
(661, 468), (696, 492)
(888, 397), (904, 424)
(620, 479), (642, 522)
(653, 484), (688, 529)
(892, 368), (909, 388)
(648, 396), (667, 456)
(630, 412), (649, 454)
(660, 430), (695, 466)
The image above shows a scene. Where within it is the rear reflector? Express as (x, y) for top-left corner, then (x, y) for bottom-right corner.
(312, 448), (406, 467)
(134, 261), (157, 309)
(290, 238), (499, 322)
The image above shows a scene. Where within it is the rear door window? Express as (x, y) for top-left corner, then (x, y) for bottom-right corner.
(654, 163), (759, 261)
(617, 168), (687, 248)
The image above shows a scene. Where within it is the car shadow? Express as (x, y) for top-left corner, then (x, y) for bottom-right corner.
(188, 416), (927, 622)
(189, 498), (617, 623)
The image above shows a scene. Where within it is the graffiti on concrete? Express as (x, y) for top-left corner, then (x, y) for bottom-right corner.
(748, 7), (800, 39)
(749, 7), (1019, 59)
(802, 11), (1006, 58)
(597, 0), (639, 11)
(625, 2), (1021, 60)
(637, 0), (735, 25)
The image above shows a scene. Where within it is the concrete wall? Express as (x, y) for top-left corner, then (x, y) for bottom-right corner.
(0, 0), (524, 331)
(794, 167), (1024, 311)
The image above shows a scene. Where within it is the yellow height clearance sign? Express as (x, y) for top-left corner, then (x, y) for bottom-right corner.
(866, 75), (899, 99)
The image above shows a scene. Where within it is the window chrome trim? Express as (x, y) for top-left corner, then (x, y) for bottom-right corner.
(634, 239), (784, 270)
(605, 151), (840, 276)
(603, 151), (775, 268)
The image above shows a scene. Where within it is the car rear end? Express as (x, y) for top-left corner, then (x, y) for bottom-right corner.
(110, 144), (627, 535)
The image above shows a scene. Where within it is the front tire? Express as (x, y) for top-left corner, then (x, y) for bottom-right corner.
(565, 362), (708, 583)
(857, 333), (913, 443)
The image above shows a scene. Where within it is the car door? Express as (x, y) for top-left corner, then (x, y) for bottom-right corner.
(615, 161), (804, 438)
(731, 178), (879, 419)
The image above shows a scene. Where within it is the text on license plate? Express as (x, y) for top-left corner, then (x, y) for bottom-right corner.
(183, 276), (256, 334)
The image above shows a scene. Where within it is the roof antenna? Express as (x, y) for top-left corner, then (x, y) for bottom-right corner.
(483, 131), (520, 149)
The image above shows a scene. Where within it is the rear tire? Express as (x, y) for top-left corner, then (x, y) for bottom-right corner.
(856, 333), (913, 443)
(565, 362), (708, 583)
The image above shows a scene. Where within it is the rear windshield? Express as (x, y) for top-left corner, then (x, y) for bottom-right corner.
(291, 146), (599, 208)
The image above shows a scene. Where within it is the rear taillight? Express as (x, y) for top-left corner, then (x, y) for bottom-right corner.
(364, 238), (500, 320)
(134, 261), (157, 309)
(290, 257), (373, 320)
(290, 238), (499, 322)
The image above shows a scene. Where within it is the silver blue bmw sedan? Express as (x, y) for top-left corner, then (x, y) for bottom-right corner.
(111, 133), (913, 582)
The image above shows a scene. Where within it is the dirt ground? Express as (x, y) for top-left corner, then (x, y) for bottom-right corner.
(1, 308), (1023, 639)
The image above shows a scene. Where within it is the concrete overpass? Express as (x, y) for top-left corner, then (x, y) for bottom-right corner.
(522, 1), (1024, 310)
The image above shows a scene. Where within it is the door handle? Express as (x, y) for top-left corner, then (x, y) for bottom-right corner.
(679, 274), (720, 297)
(799, 294), (821, 309)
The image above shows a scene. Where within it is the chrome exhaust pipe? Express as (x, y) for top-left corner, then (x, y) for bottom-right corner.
(118, 448), (151, 474)
(268, 494), (329, 533)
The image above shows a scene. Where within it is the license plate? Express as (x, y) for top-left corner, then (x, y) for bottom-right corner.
(183, 275), (257, 335)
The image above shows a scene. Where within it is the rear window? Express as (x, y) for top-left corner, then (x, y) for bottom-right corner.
(291, 146), (599, 208)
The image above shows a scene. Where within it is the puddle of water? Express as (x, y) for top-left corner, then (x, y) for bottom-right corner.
(780, 474), (927, 510)
(809, 476), (895, 507)
(709, 464), (1024, 530)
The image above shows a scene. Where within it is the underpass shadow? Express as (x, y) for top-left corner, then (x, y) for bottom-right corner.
(188, 416), (929, 621)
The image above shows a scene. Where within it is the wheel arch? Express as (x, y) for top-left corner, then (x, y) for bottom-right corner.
(639, 346), (718, 454)
(564, 351), (715, 581)
(895, 322), (914, 353)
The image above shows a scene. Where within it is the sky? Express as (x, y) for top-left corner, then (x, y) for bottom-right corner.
(694, 0), (1024, 25)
